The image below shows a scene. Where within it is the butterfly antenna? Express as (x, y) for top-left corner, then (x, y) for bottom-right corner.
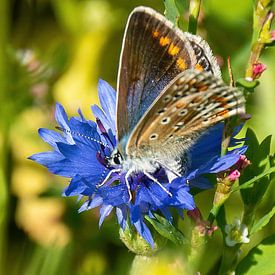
(56, 126), (111, 149)
(143, 171), (172, 197)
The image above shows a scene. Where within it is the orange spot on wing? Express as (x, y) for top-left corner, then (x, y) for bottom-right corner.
(152, 30), (159, 38)
(195, 63), (204, 72)
(189, 79), (197, 85)
(176, 57), (187, 70)
(217, 109), (229, 117)
(214, 97), (227, 103)
(159, 36), (171, 46)
(168, 43), (180, 56)
(199, 85), (208, 91)
(175, 100), (186, 108)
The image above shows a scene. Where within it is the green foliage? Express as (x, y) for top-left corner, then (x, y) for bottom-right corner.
(1, 0), (275, 274)
(145, 213), (188, 246)
(250, 206), (275, 235)
(236, 78), (260, 93)
(239, 129), (273, 207)
(119, 222), (167, 256)
(164, 0), (180, 26)
(236, 234), (275, 275)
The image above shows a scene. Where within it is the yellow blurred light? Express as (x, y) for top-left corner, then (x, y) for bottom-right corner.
(16, 198), (71, 247)
(131, 253), (189, 275)
(79, 251), (107, 275)
(12, 165), (49, 198)
(53, 1), (114, 118)
(11, 106), (52, 162)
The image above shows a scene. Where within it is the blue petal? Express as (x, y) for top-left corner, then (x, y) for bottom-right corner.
(130, 206), (154, 247)
(172, 188), (195, 209)
(38, 128), (66, 150)
(189, 123), (245, 170)
(55, 103), (74, 144)
(188, 146), (247, 180)
(98, 184), (129, 205)
(91, 105), (115, 134)
(99, 204), (114, 227)
(189, 176), (214, 189)
(78, 195), (103, 213)
(28, 151), (64, 166)
(98, 79), (116, 127)
(116, 205), (127, 230)
(67, 118), (102, 151)
(189, 124), (223, 169)
(63, 175), (96, 196)
(57, 142), (99, 166)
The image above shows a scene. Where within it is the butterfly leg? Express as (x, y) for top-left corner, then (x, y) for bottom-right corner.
(125, 170), (133, 202)
(143, 171), (172, 197)
(96, 168), (121, 188)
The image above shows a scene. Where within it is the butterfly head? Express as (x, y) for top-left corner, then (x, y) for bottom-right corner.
(107, 148), (124, 168)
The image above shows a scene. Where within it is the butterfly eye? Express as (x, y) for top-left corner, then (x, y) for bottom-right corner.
(109, 150), (123, 166)
(114, 153), (122, 165)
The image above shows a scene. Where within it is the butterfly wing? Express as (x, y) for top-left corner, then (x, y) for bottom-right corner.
(117, 6), (220, 142)
(184, 32), (221, 78)
(126, 70), (245, 160)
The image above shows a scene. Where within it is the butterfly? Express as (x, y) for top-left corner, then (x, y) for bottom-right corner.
(101, 6), (245, 200)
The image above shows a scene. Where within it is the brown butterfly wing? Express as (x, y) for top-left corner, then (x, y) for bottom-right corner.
(117, 7), (220, 142)
(184, 32), (221, 77)
(126, 70), (245, 159)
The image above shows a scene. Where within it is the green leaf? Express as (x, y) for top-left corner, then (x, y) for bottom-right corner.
(250, 206), (275, 235)
(236, 234), (275, 275)
(174, 0), (189, 30)
(233, 166), (275, 191)
(164, 0), (180, 25)
(236, 78), (259, 90)
(239, 129), (272, 206)
(145, 213), (188, 245)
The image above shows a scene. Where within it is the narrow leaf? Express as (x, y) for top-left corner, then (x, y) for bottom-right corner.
(250, 206), (275, 235)
(233, 166), (275, 192)
(145, 213), (187, 245)
(164, 0), (180, 25)
(239, 129), (272, 206)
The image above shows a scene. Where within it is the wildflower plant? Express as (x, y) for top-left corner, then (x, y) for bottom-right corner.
(27, 0), (275, 274)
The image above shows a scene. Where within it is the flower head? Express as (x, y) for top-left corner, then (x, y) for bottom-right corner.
(30, 80), (246, 247)
(252, 63), (267, 79)
(225, 219), (250, 247)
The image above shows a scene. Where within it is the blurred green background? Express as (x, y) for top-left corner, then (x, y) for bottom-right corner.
(0, 0), (274, 274)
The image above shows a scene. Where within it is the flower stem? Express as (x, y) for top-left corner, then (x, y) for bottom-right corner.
(245, 0), (274, 78)
(218, 244), (241, 275)
(0, 0), (10, 273)
(188, 0), (201, 34)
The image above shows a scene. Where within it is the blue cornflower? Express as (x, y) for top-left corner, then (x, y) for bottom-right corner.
(30, 79), (246, 247)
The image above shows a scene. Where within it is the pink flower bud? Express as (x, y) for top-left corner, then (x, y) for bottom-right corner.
(187, 208), (217, 236)
(271, 30), (275, 41)
(187, 207), (202, 223)
(252, 63), (267, 79)
(228, 170), (241, 181)
(236, 155), (251, 170)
